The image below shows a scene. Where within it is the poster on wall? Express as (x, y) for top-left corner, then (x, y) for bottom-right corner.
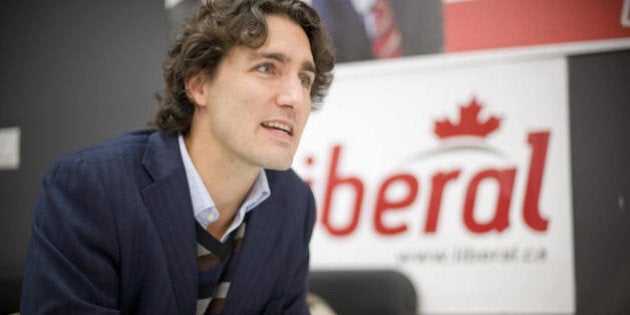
(293, 55), (575, 314)
(310, 0), (630, 62)
(165, 0), (630, 62)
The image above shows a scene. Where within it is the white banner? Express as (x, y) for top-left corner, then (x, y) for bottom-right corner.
(295, 53), (574, 314)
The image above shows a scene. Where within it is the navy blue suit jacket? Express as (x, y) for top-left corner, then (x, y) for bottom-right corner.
(21, 130), (315, 314)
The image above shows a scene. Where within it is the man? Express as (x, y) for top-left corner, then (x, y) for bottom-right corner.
(20, 0), (334, 314)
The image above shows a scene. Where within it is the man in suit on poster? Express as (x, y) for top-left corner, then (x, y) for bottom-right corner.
(20, 0), (334, 314)
(312, 0), (444, 62)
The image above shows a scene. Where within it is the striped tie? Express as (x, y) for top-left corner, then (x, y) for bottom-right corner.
(371, 0), (403, 59)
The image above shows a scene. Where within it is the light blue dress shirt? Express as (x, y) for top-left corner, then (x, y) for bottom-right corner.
(178, 136), (270, 242)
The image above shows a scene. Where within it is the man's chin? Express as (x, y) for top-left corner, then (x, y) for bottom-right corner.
(261, 158), (294, 171)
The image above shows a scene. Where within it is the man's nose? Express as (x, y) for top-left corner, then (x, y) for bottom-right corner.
(276, 75), (306, 109)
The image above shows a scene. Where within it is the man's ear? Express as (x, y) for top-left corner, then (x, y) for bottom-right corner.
(185, 74), (207, 107)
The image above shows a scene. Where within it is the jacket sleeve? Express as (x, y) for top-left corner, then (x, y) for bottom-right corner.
(281, 186), (316, 314)
(21, 155), (121, 314)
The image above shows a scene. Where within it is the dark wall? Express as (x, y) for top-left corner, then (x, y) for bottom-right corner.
(0, 1), (169, 312)
(569, 49), (630, 315)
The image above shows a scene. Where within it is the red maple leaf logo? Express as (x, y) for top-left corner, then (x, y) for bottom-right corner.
(434, 98), (501, 139)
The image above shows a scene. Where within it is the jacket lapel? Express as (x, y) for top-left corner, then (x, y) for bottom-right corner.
(140, 131), (197, 315)
(240, 198), (285, 264)
(239, 170), (285, 263)
(222, 172), (285, 311)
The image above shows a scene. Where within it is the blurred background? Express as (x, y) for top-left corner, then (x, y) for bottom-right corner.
(1, 0), (629, 314)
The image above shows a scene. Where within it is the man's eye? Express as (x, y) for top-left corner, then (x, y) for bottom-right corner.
(256, 64), (273, 74)
(300, 75), (313, 88)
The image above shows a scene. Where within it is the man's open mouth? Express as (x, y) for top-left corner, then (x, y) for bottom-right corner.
(261, 121), (293, 136)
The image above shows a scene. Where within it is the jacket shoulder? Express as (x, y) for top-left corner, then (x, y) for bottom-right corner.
(71, 129), (154, 159)
(43, 129), (157, 184)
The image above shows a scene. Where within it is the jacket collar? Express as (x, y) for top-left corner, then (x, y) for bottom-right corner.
(141, 131), (197, 315)
(141, 131), (183, 181)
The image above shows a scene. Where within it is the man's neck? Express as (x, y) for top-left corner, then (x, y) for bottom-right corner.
(184, 131), (260, 239)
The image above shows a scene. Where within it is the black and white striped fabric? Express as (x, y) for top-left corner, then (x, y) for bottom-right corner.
(195, 219), (247, 314)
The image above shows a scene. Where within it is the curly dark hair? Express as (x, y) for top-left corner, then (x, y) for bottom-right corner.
(150, 0), (335, 135)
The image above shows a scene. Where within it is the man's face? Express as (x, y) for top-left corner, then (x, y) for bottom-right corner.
(189, 14), (315, 171)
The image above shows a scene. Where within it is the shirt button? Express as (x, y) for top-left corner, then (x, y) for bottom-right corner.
(207, 211), (218, 222)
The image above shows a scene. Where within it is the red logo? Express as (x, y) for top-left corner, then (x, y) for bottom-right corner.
(435, 98), (501, 139)
(301, 96), (551, 237)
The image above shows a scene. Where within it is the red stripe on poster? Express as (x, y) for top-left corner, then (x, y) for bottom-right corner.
(444, 0), (630, 52)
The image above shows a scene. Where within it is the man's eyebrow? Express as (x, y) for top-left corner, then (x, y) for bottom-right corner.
(302, 61), (316, 74)
(253, 51), (316, 73)
(256, 52), (288, 63)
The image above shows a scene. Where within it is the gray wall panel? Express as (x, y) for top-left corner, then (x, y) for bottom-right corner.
(569, 49), (630, 315)
(0, 1), (169, 312)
